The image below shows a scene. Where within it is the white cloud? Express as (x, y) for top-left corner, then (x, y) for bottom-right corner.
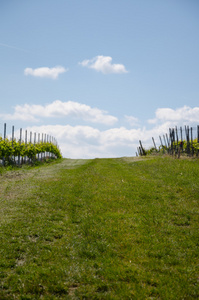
(4, 105), (199, 159)
(20, 124), (144, 158)
(0, 100), (118, 125)
(148, 106), (199, 125)
(21, 123), (180, 159)
(79, 55), (128, 74)
(125, 115), (140, 126)
(24, 66), (67, 79)
(0, 110), (38, 122)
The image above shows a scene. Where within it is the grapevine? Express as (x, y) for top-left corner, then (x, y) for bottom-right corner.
(144, 138), (199, 156)
(0, 136), (62, 164)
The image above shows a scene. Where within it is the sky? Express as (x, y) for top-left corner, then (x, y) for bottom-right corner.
(0, 0), (199, 158)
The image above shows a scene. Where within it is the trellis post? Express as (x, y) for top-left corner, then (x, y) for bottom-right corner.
(139, 140), (145, 156)
(18, 128), (22, 165)
(186, 126), (190, 155)
(12, 126), (15, 164)
(152, 137), (157, 151)
(197, 125), (199, 143)
(4, 123), (6, 140)
(163, 135), (168, 148)
(166, 133), (170, 153)
(191, 127), (194, 156)
(159, 136), (164, 153)
(24, 130), (27, 163)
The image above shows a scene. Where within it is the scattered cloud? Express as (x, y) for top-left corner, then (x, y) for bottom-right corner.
(24, 66), (67, 79)
(0, 110), (38, 122)
(125, 115), (140, 127)
(148, 106), (199, 125)
(79, 55), (128, 74)
(0, 100), (118, 125)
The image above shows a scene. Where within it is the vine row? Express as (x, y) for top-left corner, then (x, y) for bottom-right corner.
(0, 124), (62, 165)
(138, 125), (199, 157)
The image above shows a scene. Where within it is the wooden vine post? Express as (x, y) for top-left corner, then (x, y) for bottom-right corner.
(2, 123), (6, 166)
(152, 137), (157, 151)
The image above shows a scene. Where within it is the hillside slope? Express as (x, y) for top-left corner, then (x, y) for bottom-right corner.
(0, 157), (199, 299)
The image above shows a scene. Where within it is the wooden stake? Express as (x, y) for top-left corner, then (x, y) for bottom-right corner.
(152, 137), (157, 151)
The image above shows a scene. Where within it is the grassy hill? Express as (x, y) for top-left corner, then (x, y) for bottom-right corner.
(0, 156), (198, 299)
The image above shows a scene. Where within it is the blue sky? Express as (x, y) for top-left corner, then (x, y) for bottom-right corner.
(0, 0), (199, 158)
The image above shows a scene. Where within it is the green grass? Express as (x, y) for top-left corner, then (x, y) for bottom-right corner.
(0, 156), (199, 299)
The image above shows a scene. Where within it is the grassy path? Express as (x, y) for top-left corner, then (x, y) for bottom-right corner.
(0, 157), (199, 299)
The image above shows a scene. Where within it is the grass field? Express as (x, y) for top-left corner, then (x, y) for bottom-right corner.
(0, 156), (199, 299)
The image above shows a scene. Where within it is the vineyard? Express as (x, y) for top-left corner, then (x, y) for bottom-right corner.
(0, 123), (62, 165)
(138, 125), (199, 157)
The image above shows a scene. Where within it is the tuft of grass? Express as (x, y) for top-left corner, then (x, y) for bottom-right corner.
(0, 156), (199, 299)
